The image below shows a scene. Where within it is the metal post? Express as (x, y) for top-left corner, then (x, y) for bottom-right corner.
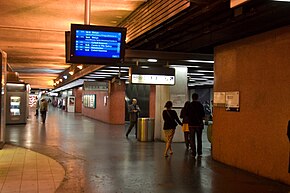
(84, 0), (91, 25)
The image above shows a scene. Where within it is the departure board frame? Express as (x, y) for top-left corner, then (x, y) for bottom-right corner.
(69, 24), (127, 64)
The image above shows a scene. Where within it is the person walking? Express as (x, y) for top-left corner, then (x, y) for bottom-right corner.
(126, 98), (141, 138)
(39, 98), (48, 123)
(162, 101), (182, 157)
(35, 97), (39, 117)
(180, 101), (190, 150)
(187, 93), (205, 157)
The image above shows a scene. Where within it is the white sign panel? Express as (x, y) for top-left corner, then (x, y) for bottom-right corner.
(213, 92), (226, 106)
(131, 74), (175, 85)
(225, 91), (240, 111)
(171, 94), (186, 108)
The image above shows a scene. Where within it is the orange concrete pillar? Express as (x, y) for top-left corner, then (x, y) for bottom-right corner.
(108, 81), (125, 124)
(213, 26), (290, 185)
(73, 87), (83, 113)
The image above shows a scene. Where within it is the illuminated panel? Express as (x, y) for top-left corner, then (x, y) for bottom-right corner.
(75, 30), (122, 58)
(130, 66), (175, 85)
(70, 24), (127, 64)
(131, 74), (175, 85)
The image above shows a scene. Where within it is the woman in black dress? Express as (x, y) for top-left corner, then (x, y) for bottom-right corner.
(162, 101), (182, 157)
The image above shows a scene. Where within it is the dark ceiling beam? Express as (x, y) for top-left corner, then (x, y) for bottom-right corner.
(167, 1), (290, 52)
(127, 1), (290, 54)
(127, 0), (227, 51)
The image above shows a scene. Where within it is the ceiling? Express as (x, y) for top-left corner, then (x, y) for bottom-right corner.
(0, 0), (147, 89)
(1, 0), (290, 90)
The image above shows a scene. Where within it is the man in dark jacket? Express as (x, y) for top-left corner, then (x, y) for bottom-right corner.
(187, 93), (205, 157)
(126, 98), (141, 138)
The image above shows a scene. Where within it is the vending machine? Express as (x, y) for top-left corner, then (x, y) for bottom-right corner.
(66, 96), (75, 112)
(6, 83), (28, 124)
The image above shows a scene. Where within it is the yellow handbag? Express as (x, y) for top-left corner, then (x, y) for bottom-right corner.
(182, 123), (189, 132)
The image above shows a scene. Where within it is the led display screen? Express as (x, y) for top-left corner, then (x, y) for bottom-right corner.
(69, 24), (127, 64)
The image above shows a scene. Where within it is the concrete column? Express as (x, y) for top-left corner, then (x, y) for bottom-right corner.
(154, 67), (188, 142)
(170, 67), (188, 142)
(154, 85), (170, 141)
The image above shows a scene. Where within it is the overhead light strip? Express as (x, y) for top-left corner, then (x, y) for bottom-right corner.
(185, 60), (214, 64)
(197, 70), (214, 73)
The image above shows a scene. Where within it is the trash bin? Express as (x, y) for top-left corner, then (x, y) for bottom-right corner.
(207, 121), (213, 143)
(137, 118), (155, 142)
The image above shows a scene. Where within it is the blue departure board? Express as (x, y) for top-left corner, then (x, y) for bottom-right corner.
(69, 24), (127, 64)
(75, 30), (122, 58)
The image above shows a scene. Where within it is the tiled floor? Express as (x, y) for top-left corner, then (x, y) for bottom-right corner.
(4, 107), (290, 193)
(0, 145), (65, 193)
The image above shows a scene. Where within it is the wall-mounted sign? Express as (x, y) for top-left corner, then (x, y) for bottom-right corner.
(225, 91), (240, 112)
(84, 81), (108, 91)
(213, 92), (226, 107)
(171, 94), (186, 108)
(103, 96), (108, 106)
(83, 94), (96, 109)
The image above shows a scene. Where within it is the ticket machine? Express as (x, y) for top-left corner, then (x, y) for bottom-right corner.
(6, 83), (28, 124)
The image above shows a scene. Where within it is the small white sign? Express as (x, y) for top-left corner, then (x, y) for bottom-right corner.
(225, 91), (239, 109)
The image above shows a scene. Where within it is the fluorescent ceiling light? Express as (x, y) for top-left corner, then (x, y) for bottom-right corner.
(187, 66), (200, 68)
(202, 76), (214, 79)
(51, 79), (94, 93)
(197, 70), (214, 73)
(93, 72), (118, 75)
(189, 78), (208, 81)
(87, 74), (112, 77)
(6, 83), (25, 87)
(147, 59), (158, 62)
(185, 60), (214, 64)
(84, 76), (107, 79)
(169, 65), (188, 68)
(141, 66), (149, 69)
(273, 0), (290, 2)
(107, 66), (130, 69)
(188, 73), (205, 76)
(99, 69), (127, 73)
